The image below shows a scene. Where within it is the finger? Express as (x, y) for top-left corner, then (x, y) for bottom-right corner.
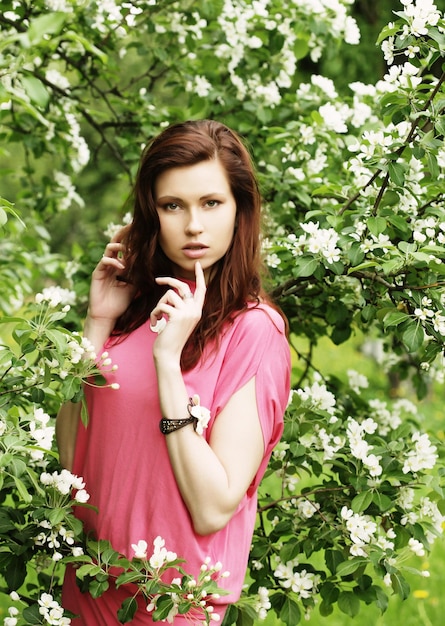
(98, 255), (125, 271)
(103, 242), (125, 259)
(111, 224), (131, 244)
(155, 276), (194, 299)
(194, 262), (206, 303)
(150, 302), (176, 326)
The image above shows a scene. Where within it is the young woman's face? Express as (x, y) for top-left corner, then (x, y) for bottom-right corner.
(155, 159), (237, 281)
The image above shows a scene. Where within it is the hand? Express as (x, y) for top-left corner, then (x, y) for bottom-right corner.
(150, 262), (206, 364)
(88, 225), (135, 324)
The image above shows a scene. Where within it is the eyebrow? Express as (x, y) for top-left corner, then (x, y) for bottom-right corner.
(156, 192), (227, 203)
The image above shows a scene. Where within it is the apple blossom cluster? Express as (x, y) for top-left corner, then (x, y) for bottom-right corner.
(213, 0), (359, 106)
(347, 369), (369, 394)
(32, 471), (89, 562)
(103, 211), (132, 240)
(38, 593), (71, 626)
(130, 539), (229, 624)
(284, 374), (441, 535)
(381, 0), (442, 64)
(293, 375), (337, 417)
(44, 0), (149, 33)
(53, 171), (85, 212)
(253, 586), (271, 620)
(34, 518), (84, 563)
(399, 490), (444, 544)
(4, 591), (70, 626)
(281, 225), (341, 267)
(274, 558), (320, 600)
(413, 296), (445, 337)
(66, 334), (97, 365)
(28, 407), (55, 463)
(340, 506), (380, 557)
(40, 468), (90, 502)
(35, 286), (76, 309)
(131, 536), (177, 567)
(347, 417), (383, 477)
(402, 431), (438, 474)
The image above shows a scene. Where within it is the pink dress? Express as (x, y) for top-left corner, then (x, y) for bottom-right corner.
(62, 302), (291, 624)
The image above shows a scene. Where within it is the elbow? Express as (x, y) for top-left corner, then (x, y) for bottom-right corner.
(190, 507), (235, 537)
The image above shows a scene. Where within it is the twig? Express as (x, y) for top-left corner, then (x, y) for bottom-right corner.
(340, 69), (445, 215)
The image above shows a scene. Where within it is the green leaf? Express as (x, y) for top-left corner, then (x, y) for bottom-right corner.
(280, 597), (301, 626)
(28, 12), (67, 44)
(294, 37), (310, 60)
(351, 490), (373, 513)
(234, 607), (255, 626)
(391, 571), (410, 600)
(89, 578), (109, 598)
(46, 329), (68, 352)
(3, 554), (27, 591)
(376, 23), (400, 45)
(117, 597), (138, 623)
(293, 256), (319, 278)
(383, 310), (410, 329)
(152, 595), (174, 621)
(325, 550), (344, 575)
(375, 586), (389, 612)
(320, 581), (339, 604)
(348, 243), (365, 267)
(385, 213), (411, 234)
(12, 476), (32, 503)
(76, 564), (103, 579)
(402, 322), (424, 352)
(116, 571), (145, 587)
(21, 75), (50, 109)
(367, 217), (387, 237)
(319, 600), (334, 617)
(21, 605), (43, 625)
(372, 492), (393, 512)
(388, 161), (405, 187)
(336, 558), (367, 577)
(337, 591), (360, 617)
(222, 604), (238, 625)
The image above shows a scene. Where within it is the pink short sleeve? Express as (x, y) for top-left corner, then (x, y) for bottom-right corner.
(211, 305), (291, 489)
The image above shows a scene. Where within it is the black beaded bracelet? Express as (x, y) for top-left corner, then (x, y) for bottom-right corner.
(159, 398), (199, 435)
(159, 416), (197, 434)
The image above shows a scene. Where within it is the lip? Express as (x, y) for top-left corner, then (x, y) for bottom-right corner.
(182, 244), (209, 259)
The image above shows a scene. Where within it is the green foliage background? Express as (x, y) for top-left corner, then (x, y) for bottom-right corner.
(1, 0), (445, 624)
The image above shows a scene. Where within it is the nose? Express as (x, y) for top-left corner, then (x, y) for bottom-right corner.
(185, 209), (204, 235)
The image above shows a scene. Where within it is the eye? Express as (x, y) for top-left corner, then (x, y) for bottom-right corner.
(205, 199), (221, 208)
(163, 202), (181, 211)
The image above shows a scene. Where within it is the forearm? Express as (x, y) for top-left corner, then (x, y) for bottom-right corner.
(155, 362), (238, 535)
(56, 401), (81, 470)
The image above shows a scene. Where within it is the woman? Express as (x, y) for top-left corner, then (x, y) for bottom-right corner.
(57, 119), (291, 624)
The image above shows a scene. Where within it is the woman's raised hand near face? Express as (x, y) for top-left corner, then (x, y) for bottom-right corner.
(150, 261), (206, 364)
(88, 225), (134, 325)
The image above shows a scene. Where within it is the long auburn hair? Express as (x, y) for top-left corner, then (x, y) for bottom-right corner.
(114, 119), (277, 370)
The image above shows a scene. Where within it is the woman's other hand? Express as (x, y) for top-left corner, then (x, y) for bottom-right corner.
(85, 225), (135, 351)
(88, 225), (134, 324)
(150, 261), (206, 364)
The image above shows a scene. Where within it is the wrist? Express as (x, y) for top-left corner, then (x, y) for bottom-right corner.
(83, 314), (115, 353)
(153, 349), (181, 370)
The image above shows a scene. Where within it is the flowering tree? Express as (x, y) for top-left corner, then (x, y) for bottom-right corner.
(1, 0), (445, 624)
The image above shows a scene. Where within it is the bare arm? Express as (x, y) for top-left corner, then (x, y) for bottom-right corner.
(56, 227), (134, 469)
(158, 368), (264, 535)
(151, 263), (264, 535)
(56, 401), (81, 470)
